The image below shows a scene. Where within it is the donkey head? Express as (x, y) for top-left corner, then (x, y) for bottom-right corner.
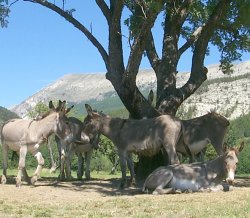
(48, 100), (73, 142)
(223, 141), (244, 184)
(81, 104), (107, 142)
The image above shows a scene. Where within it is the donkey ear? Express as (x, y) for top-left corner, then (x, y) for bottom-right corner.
(56, 100), (66, 112)
(65, 105), (74, 114)
(238, 141), (244, 153)
(148, 90), (154, 105)
(85, 104), (93, 116)
(49, 101), (55, 110)
(61, 100), (66, 111)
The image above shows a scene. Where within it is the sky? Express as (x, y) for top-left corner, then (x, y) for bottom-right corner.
(0, 0), (249, 109)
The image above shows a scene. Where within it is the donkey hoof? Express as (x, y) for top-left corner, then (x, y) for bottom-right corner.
(1, 175), (7, 184)
(119, 182), (126, 190)
(31, 176), (38, 185)
(152, 190), (160, 195)
(16, 179), (22, 188)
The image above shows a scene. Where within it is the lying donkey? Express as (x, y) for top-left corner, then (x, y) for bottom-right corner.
(142, 142), (244, 194)
(82, 104), (182, 189)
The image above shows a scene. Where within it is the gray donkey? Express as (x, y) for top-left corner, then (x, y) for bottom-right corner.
(143, 142), (244, 194)
(55, 116), (99, 180)
(82, 104), (182, 189)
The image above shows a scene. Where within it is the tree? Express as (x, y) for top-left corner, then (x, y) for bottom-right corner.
(27, 101), (49, 118)
(15, 0), (250, 178)
(0, 0), (9, 27)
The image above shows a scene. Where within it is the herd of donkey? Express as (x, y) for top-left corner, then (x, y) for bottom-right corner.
(0, 100), (245, 194)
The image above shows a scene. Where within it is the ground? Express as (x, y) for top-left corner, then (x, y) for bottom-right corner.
(0, 174), (250, 217)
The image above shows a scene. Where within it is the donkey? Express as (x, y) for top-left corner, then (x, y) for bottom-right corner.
(177, 112), (230, 162)
(0, 100), (72, 187)
(142, 142), (244, 194)
(55, 116), (99, 180)
(82, 104), (182, 189)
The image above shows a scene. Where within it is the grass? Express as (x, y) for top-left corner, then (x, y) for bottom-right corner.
(1, 169), (250, 217)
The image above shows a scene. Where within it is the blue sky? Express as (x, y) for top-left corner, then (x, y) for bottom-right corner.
(0, 0), (249, 108)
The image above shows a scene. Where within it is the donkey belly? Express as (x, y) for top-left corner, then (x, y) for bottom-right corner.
(74, 143), (93, 153)
(170, 177), (201, 191)
(4, 141), (21, 152)
(177, 139), (209, 155)
(127, 141), (161, 157)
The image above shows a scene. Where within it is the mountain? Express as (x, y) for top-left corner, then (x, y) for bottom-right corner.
(11, 60), (250, 119)
(0, 106), (19, 125)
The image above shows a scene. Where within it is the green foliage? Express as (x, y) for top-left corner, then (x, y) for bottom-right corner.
(204, 144), (217, 161)
(0, 0), (9, 28)
(237, 138), (250, 174)
(91, 136), (118, 172)
(225, 112), (250, 145)
(27, 101), (49, 118)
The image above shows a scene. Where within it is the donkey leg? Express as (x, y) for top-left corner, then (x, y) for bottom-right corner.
(164, 144), (180, 165)
(1, 143), (9, 184)
(31, 152), (44, 185)
(22, 167), (31, 184)
(60, 147), (66, 181)
(16, 145), (28, 187)
(65, 144), (73, 180)
(85, 150), (93, 180)
(76, 153), (84, 180)
(127, 153), (136, 187)
(119, 152), (127, 189)
(153, 187), (174, 195)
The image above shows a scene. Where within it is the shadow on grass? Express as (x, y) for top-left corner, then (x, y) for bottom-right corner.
(2, 175), (143, 196)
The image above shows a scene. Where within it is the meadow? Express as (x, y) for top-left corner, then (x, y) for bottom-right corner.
(0, 169), (250, 218)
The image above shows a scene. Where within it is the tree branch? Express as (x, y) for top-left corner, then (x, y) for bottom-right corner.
(180, 0), (231, 101)
(179, 25), (204, 56)
(126, 1), (163, 78)
(95, 0), (111, 25)
(145, 30), (160, 71)
(24, 0), (110, 71)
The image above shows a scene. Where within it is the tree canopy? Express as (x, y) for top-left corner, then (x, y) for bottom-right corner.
(0, 0), (9, 27)
(17, 0), (250, 117)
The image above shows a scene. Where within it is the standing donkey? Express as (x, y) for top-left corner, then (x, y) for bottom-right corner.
(82, 104), (182, 189)
(0, 100), (72, 187)
(55, 116), (99, 180)
(176, 111), (230, 162)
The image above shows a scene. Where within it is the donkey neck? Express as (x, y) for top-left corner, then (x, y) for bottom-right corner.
(34, 113), (58, 138)
(204, 155), (226, 183)
(99, 117), (125, 140)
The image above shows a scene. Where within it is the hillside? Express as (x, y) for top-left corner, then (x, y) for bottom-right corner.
(0, 106), (19, 125)
(11, 60), (250, 119)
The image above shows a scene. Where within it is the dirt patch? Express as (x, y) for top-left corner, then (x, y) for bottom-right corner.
(0, 176), (142, 203)
(0, 176), (250, 217)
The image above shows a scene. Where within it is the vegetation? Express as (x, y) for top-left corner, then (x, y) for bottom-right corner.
(0, 106), (19, 125)
(0, 0), (9, 28)
(1, 107), (250, 175)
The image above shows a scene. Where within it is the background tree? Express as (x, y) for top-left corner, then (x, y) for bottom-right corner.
(0, 0), (9, 27)
(13, 0), (250, 178)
